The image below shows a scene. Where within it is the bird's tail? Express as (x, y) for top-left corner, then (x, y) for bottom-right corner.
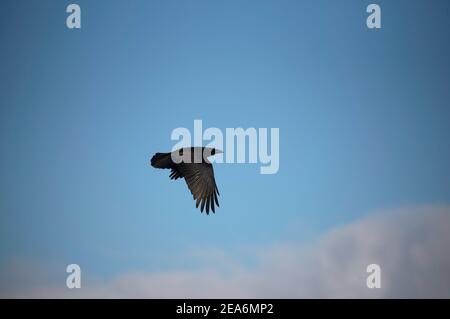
(150, 152), (173, 169)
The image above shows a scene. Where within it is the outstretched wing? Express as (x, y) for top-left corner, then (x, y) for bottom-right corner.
(178, 162), (220, 214)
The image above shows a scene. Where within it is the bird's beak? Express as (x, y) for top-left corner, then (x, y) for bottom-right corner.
(215, 149), (223, 154)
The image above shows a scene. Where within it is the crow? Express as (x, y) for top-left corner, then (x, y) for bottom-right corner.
(150, 147), (222, 214)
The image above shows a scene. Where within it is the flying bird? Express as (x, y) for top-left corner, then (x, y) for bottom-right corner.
(150, 147), (221, 214)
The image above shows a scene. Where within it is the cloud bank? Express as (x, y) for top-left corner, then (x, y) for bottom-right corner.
(2, 205), (450, 298)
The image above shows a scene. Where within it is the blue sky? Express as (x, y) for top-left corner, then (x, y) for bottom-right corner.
(1, 0), (449, 296)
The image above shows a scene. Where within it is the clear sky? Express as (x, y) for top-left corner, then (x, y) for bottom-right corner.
(1, 0), (449, 297)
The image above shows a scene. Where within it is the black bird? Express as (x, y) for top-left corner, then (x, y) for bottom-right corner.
(150, 147), (222, 214)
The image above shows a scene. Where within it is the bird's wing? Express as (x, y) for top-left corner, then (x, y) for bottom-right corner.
(178, 162), (220, 214)
(169, 166), (183, 180)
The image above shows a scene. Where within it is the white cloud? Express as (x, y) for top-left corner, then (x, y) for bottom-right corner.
(2, 205), (450, 298)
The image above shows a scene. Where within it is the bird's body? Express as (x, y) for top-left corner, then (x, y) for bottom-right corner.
(150, 147), (221, 214)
